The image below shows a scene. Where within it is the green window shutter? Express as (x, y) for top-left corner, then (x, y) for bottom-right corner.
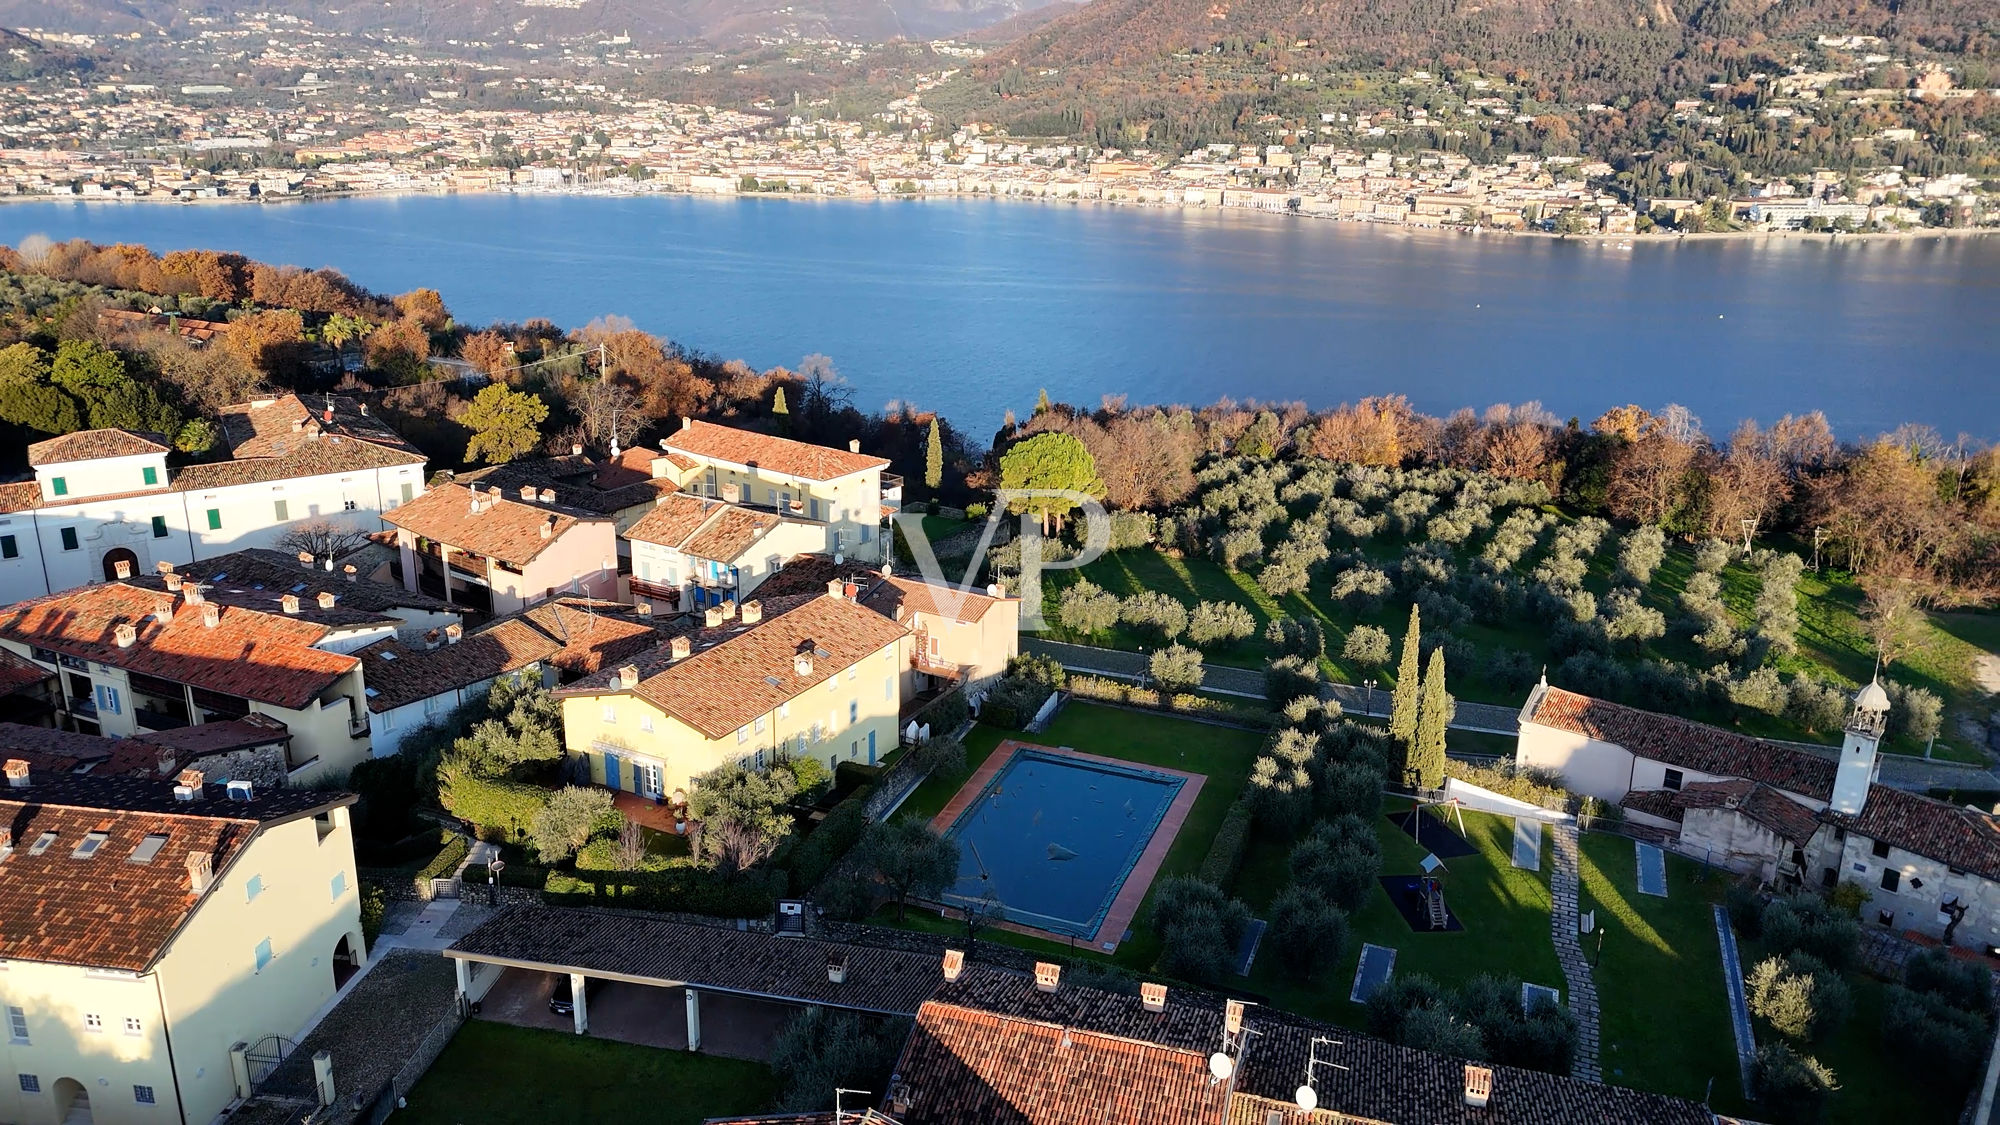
(142, 466), (158, 486)
(151, 516), (168, 538)
(50, 478), (66, 497)
(273, 499), (288, 522)
(206, 509), (222, 531)
(59, 528), (77, 551)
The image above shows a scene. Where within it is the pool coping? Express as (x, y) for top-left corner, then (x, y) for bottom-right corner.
(927, 738), (1206, 954)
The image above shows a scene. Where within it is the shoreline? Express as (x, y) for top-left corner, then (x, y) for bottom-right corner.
(10, 182), (1994, 244)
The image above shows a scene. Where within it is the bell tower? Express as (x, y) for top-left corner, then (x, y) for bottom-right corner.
(1830, 678), (1891, 816)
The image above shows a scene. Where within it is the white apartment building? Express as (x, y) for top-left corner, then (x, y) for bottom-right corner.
(0, 395), (428, 606)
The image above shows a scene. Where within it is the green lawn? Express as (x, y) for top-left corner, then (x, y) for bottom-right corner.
(395, 1020), (780, 1125)
(1242, 802), (1559, 1028)
(1576, 833), (1746, 1114)
(887, 704), (1265, 970)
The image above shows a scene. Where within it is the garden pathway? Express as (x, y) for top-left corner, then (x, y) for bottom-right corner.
(1548, 825), (1602, 1083)
(1024, 639), (1523, 734)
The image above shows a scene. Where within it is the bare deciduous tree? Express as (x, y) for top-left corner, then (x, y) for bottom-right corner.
(276, 518), (372, 566)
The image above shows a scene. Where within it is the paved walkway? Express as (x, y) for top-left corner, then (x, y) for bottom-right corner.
(1023, 638), (1523, 735)
(1713, 904), (1757, 1098)
(1548, 825), (1601, 1083)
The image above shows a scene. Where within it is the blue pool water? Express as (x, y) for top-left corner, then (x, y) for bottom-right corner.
(941, 750), (1185, 939)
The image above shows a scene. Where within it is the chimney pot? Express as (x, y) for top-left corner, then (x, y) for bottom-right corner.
(200, 603), (221, 629)
(3, 759), (29, 788)
(539, 488), (555, 504)
(826, 579), (844, 600)
(156, 560), (174, 575)
(1034, 962), (1060, 993)
(154, 597), (174, 623)
(424, 629), (441, 650)
(281, 594), (300, 614)
(115, 622), (138, 648)
(298, 551), (314, 568)
(0, 828), (10, 850)
(680, 417), (692, 431)
(571, 444), (584, 457)
(1141, 982), (1167, 1012)
(344, 564), (357, 582)
(540, 520), (554, 540)
(176, 768), (205, 790)
(317, 591), (336, 609)
(704, 606), (724, 628)
(113, 559), (133, 580)
(445, 623), (463, 645)
(670, 635), (692, 660)
(186, 850), (214, 894)
(165, 573), (184, 592)
(1464, 1065), (1494, 1109)
(848, 439), (861, 453)
(156, 747), (177, 776)
(826, 955), (848, 985)
(520, 485), (536, 502)
(618, 664), (640, 689)
(741, 600), (762, 625)
(942, 949), (965, 982)
(720, 600), (737, 621)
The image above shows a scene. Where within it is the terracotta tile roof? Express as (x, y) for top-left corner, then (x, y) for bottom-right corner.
(0, 775), (353, 972)
(98, 308), (233, 345)
(861, 574), (1007, 625)
(0, 481), (39, 515)
(664, 420), (889, 482)
(384, 482), (611, 567)
(681, 505), (794, 563)
(173, 432), (424, 491)
(130, 714), (292, 758)
(0, 582), (357, 710)
(624, 494), (731, 548)
(217, 393), (423, 460)
(447, 904), (942, 1015)
(0, 721), (128, 773)
(1676, 779), (1822, 847)
(460, 458), (678, 517)
(27, 428), (171, 466)
(1618, 788), (1683, 823)
(1528, 686), (1836, 801)
(700, 1116), (838, 1125)
(1826, 785), (2000, 882)
(894, 998), (1225, 1125)
(151, 549), (454, 616)
(751, 555), (882, 599)
(556, 593), (907, 740)
(518, 598), (662, 675)
(0, 648), (52, 695)
(357, 621), (558, 713)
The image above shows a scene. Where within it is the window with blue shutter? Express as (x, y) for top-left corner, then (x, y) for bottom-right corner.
(254, 938), (273, 972)
(94, 685), (120, 715)
(330, 872), (347, 900)
(245, 874), (263, 902)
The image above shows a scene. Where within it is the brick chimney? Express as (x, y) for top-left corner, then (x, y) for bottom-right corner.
(3, 759), (29, 788)
(185, 850), (214, 894)
(618, 665), (640, 689)
(670, 635), (692, 661)
(1141, 982), (1167, 1013)
(115, 622), (138, 648)
(941, 949), (965, 982)
(1464, 1065), (1493, 1109)
(540, 517), (555, 540)
(200, 603), (221, 629)
(156, 560), (175, 575)
(741, 600), (762, 625)
(176, 768), (205, 791)
(280, 594), (300, 614)
(1034, 962), (1060, 993)
(826, 955), (848, 985)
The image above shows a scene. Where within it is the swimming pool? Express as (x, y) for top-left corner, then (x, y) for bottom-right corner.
(939, 748), (1187, 941)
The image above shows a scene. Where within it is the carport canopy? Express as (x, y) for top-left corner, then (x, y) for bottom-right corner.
(445, 904), (945, 1016)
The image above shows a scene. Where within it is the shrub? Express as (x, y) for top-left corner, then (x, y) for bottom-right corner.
(1785, 677), (1850, 736)
(1882, 986), (1991, 1089)
(1457, 973), (1578, 1075)
(1197, 797), (1254, 889)
(858, 817), (959, 922)
(1727, 885), (1768, 938)
(1729, 667), (1790, 716)
(1759, 895), (1860, 972)
(438, 768), (551, 843)
(1058, 578), (1122, 635)
(1267, 885), (1350, 980)
(1289, 830), (1381, 913)
(1265, 654), (1321, 708)
(1694, 537), (1734, 573)
(1747, 954), (1851, 1042)
(785, 791), (872, 895)
(1109, 510), (1157, 550)
(1904, 948), (1994, 1016)
(905, 734), (968, 779)
(1617, 525), (1668, 585)
(1314, 759), (1385, 820)
(1265, 615), (1327, 659)
(359, 883), (388, 944)
(1753, 1042), (1838, 1125)
(1150, 875), (1252, 983)
(1601, 587), (1667, 649)
(1149, 644), (1206, 693)
(770, 1006), (911, 1112)
(1329, 566), (1392, 612)
(1885, 682), (1944, 747)
(687, 763), (801, 874)
(544, 865), (785, 917)
(1121, 591), (1190, 642)
(1827, 880), (1870, 917)
(1259, 559), (1311, 599)
(1338, 625), (1392, 671)
(1188, 601), (1256, 646)
(529, 786), (620, 864)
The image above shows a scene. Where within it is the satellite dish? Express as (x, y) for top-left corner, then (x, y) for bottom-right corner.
(1295, 1084), (1318, 1112)
(1208, 1052), (1234, 1081)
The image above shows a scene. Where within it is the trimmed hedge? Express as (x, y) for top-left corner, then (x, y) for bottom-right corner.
(416, 833), (471, 885)
(1067, 675), (1281, 729)
(1197, 797), (1255, 891)
(785, 788), (875, 896)
(440, 771), (550, 842)
(544, 867), (785, 918)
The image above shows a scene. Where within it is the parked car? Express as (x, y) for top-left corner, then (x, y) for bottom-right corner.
(548, 974), (604, 1016)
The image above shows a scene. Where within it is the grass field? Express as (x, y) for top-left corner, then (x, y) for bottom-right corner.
(395, 1021), (780, 1125)
(1240, 801), (1560, 1028)
(888, 703), (1265, 970)
(1034, 529), (1997, 761)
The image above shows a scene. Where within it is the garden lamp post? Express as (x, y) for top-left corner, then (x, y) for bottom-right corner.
(1365, 678), (1377, 716)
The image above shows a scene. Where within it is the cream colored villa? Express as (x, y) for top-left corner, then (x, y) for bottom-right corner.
(661, 419), (897, 564)
(385, 482), (620, 616)
(0, 768), (363, 1125)
(555, 584), (910, 803)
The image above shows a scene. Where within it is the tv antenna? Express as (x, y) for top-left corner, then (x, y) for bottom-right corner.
(1294, 1036), (1351, 1111)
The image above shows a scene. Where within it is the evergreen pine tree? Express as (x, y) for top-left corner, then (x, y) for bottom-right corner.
(1034, 388), (1051, 415)
(1413, 648), (1449, 791)
(1388, 604), (1422, 747)
(924, 416), (943, 494)
(772, 385), (790, 435)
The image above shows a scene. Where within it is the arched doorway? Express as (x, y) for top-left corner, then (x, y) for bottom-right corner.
(52, 1078), (92, 1125)
(101, 548), (139, 583)
(333, 933), (360, 989)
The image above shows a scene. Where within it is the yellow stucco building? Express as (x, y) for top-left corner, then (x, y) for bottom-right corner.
(556, 585), (910, 802)
(0, 767), (363, 1125)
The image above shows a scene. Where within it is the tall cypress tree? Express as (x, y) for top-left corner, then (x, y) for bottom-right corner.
(1389, 603), (1422, 747)
(772, 385), (791, 435)
(1413, 648), (1449, 791)
(924, 416), (943, 494)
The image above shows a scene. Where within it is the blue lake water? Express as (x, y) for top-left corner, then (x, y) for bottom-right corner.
(942, 749), (1184, 938)
(3, 194), (1996, 437)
